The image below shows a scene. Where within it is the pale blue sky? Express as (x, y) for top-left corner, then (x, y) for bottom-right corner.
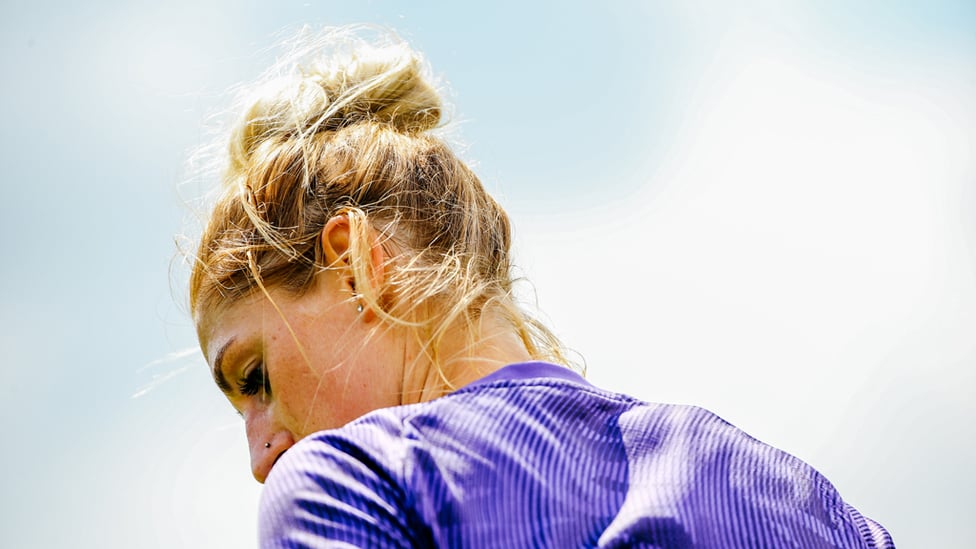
(2, 2), (974, 548)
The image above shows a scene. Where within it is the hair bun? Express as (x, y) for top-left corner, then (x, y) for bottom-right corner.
(301, 40), (442, 132)
(230, 27), (442, 168)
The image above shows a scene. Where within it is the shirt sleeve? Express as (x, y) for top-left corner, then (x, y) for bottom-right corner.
(258, 419), (424, 549)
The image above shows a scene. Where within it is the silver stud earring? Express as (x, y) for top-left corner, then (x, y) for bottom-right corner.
(264, 442), (271, 449)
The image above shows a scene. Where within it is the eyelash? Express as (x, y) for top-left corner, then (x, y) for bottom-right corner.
(238, 362), (270, 398)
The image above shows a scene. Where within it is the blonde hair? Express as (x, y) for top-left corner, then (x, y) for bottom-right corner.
(189, 26), (571, 381)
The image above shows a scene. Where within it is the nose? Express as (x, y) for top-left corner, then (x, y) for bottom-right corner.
(244, 408), (296, 483)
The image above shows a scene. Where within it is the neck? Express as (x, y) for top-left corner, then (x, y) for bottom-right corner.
(399, 313), (533, 405)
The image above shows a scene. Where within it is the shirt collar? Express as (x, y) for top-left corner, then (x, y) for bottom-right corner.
(464, 361), (591, 389)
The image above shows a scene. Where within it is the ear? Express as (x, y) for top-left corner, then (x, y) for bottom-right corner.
(321, 214), (387, 315)
(321, 215), (351, 269)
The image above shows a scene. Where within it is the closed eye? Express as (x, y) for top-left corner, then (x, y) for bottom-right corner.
(238, 362), (271, 398)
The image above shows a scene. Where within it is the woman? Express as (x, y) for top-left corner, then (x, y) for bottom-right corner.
(190, 28), (894, 548)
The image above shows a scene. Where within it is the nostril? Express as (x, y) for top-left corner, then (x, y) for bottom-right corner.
(271, 448), (288, 470)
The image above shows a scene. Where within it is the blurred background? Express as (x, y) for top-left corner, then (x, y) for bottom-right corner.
(2, 1), (973, 547)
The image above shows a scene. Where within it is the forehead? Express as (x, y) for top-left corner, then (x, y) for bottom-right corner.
(196, 292), (268, 363)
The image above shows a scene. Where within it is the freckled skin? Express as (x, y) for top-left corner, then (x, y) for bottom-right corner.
(200, 269), (407, 483)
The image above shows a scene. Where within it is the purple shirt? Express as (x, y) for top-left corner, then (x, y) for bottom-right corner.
(259, 362), (894, 548)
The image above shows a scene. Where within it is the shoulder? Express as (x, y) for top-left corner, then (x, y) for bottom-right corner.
(603, 403), (896, 548)
(258, 411), (424, 548)
(257, 370), (636, 547)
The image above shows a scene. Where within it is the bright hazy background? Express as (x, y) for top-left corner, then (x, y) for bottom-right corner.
(2, 1), (973, 548)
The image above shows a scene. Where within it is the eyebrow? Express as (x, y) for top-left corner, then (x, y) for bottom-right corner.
(211, 337), (235, 395)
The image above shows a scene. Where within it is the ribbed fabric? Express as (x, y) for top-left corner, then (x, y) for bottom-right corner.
(259, 362), (894, 548)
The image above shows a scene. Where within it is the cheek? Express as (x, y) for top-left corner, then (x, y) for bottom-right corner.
(269, 360), (328, 435)
(268, 314), (402, 434)
(267, 338), (361, 435)
(274, 359), (388, 435)
(262, 334), (323, 434)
